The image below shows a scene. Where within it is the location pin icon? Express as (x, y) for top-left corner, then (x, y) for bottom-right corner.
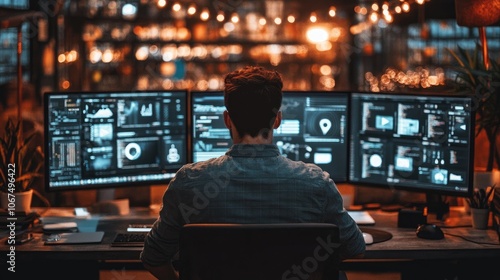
(319, 118), (332, 135)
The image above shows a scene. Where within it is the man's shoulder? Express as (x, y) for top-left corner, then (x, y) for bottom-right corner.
(172, 157), (229, 180)
(285, 158), (328, 177)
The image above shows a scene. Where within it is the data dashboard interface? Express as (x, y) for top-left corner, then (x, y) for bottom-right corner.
(276, 91), (349, 182)
(191, 91), (349, 181)
(44, 91), (187, 190)
(191, 91), (230, 162)
(349, 92), (474, 196)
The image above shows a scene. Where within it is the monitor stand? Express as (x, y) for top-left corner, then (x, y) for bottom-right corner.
(88, 189), (130, 216)
(396, 193), (450, 228)
(425, 193), (450, 221)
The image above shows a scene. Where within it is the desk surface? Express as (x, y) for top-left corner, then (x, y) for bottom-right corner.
(359, 208), (500, 260)
(1, 207), (500, 262)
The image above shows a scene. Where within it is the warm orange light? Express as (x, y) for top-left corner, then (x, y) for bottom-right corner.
(329, 6), (336, 17)
(187, 4), (196, 15)
(157, 0), (166, 8)
(200, 8), (209, 21)
(402, 2), (410, 12)
(216, 12), (225, 22)
(172, 3), (181, 12)
(231, 13), (239, 23)
(306, 27), (329, 43)
(309, 12), (317, 23)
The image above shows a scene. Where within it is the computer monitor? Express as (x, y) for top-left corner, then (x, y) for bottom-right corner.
(191, 90), (349, 182)
(349, 92), (475, 199)
(44, 90), (188, 192)
(191, 91), (230, 162)
(275, 91), (349, 182)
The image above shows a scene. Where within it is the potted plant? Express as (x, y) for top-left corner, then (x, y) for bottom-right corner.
(0, 118), (44, 213)
(446, 45), (500, 172)
(467, 185), (495, 229)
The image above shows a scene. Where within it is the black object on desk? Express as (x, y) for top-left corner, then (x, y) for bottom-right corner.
(416, 224), (444, 240)
(397, 208), (427, 228)
(111, 232), (148, 247)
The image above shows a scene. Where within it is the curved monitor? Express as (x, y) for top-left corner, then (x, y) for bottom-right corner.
(190, 90), (349, 182)
(349, 92), (475, 197)
(44, 90), (188, 191)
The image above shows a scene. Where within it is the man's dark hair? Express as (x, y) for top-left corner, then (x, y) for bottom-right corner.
(224, 66), (283, 138)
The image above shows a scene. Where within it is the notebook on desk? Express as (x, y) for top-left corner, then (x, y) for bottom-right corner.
(347, 210), (376, 225)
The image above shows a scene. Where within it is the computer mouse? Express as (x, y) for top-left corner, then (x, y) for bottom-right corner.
(416, 224), (444, 240)
(362, 232), (374, 245)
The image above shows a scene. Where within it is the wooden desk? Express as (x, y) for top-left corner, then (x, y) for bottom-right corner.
(359, 208), (500, 260)
(1, 207), (499, 278)
(343, 207), (500, 279)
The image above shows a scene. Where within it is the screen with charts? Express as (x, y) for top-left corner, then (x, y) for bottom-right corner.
(191, 91), (231, 162)
(191, 90), (349, 182)
(44, 90), (188, 191)
(349, 92), (475, 197)
(275, 91), (349, 182)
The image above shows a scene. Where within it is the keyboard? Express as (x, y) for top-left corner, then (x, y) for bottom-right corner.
(111, 232), (148, 247)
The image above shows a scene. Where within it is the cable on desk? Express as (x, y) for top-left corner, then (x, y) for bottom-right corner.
(444, 232), (500, 246)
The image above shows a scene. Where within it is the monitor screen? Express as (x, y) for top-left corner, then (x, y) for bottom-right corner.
(349, 92), (475, 197)
(44, 90), (188, 191)
(191, 91), (230, 162)
(191, 90), (349, 182)
(276, 91), (349, 182)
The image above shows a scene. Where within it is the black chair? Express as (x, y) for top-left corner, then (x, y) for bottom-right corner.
(179, 223), (342, 280)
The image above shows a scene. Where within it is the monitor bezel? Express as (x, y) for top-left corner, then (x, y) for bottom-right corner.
(43, 89), (189, 192)
(348, 91), (476, 198)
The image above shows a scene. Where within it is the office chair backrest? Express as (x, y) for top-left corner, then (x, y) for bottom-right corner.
(179, 223), (341, 280)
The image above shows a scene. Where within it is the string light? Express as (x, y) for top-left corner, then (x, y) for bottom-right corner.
(143, 1), (429, 34)
(352, 0), (430, 34)
(259, 17), (267, 26)
(402, 2), (411, 12)
(230, 13), (239, 23)
(216, 11), (224, 22)
(187, 4), (196, 16)
(310, 12), (317, 23)
(157, 0), (166, 8)
(172, 2), (181, 12)
(200, 8), (209, 21)
(328, 6), (336, 17)
(92, 1), (431, 39)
